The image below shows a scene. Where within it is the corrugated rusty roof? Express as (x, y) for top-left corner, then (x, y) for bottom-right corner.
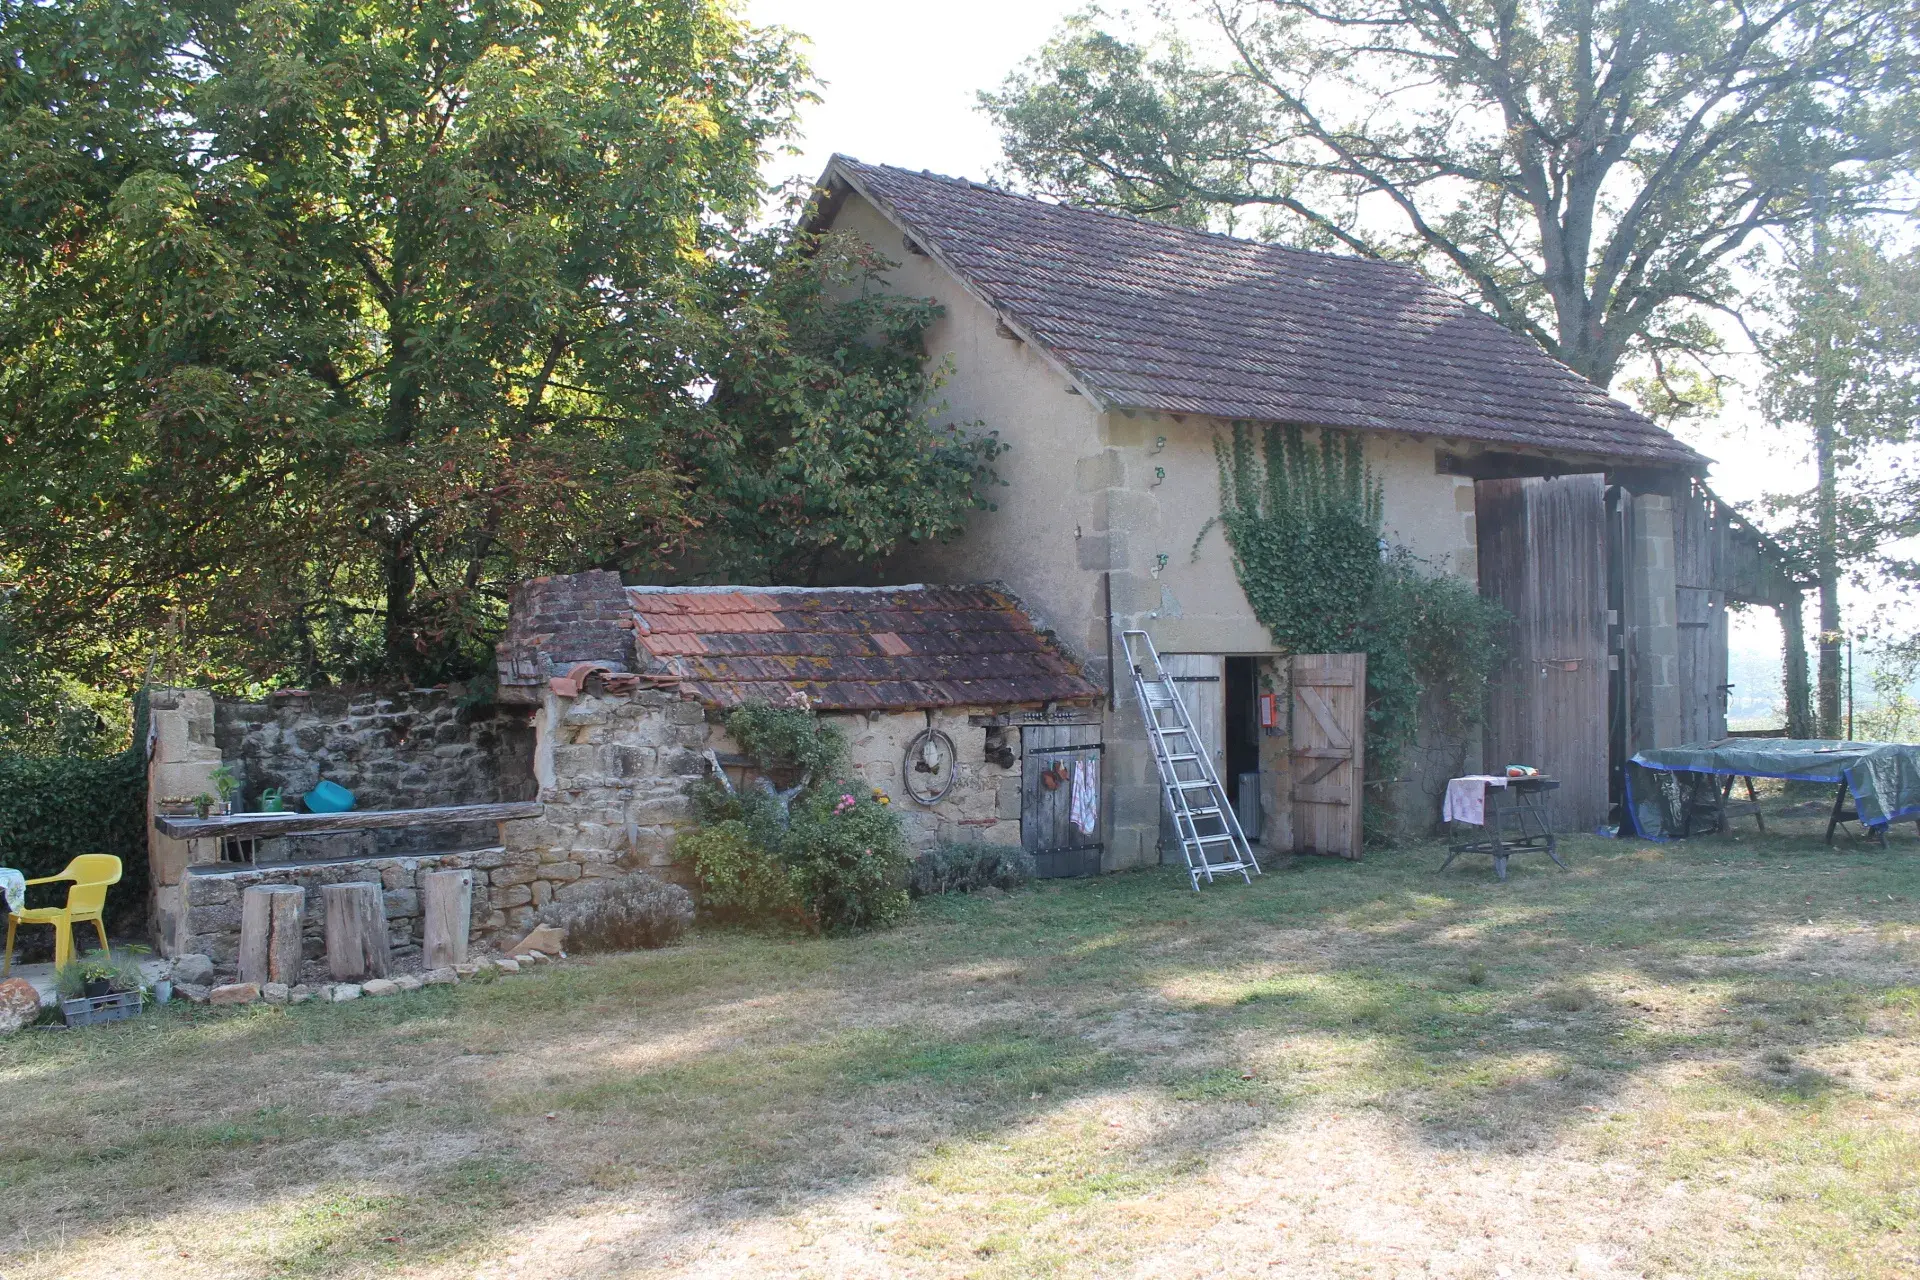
(497, 571), (1101, 711)
(823, 157), (1705, 470)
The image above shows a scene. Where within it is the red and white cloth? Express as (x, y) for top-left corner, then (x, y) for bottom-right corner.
(1442, 775), (1511, 826)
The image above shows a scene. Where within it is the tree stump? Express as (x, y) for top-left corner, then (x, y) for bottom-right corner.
(238, 885), (306, 987)
(323, 881), (390, 982)
(422, 869), (473, 969)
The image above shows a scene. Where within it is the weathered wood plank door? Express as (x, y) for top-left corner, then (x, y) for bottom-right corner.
(1290, 652), (1366, 858)
(1674, 486), (1729, 744)
(1161, 654), (1226, 770)
(1021, 723), (1103, 878)
(1156, 654), (1225, 861)
(1476, 475), (1610, 831)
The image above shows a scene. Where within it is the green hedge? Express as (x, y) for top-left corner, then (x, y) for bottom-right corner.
(0, 692), (149, 932)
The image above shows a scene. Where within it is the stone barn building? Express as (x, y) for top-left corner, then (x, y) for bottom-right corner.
(796, 156), (1806, 861)
(493, 573), (1107, 885)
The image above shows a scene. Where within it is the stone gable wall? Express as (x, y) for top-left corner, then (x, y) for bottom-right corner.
(213, 687), (535, 861)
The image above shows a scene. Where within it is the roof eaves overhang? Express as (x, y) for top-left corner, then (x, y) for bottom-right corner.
(811, 156), (1113, 412)
(1128, 407), (1708, 478)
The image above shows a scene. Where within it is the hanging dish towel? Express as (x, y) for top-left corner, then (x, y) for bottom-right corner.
(1070, 756), (1100, 835)
(1441, 774), (1511, 826)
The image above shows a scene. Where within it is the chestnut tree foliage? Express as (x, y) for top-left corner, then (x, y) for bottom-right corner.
(984, 0), (1920, 387)
(0, 0), (1002, 701)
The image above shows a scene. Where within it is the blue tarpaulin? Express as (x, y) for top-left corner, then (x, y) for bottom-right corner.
(1626, 739), (1920, 839)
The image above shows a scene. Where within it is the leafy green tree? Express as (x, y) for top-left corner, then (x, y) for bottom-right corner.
(0, 0), (805, 686)
(0, 580), (126, 756)
(984, 0), (1920, 386)
(692, 229), (1006, 585)
(1762, 227), (1920, 736)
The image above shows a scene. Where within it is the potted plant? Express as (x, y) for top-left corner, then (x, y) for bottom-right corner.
(55, 948), (148, 1027)
(78, 954), (117, 998)
(210, 764), (240, 815)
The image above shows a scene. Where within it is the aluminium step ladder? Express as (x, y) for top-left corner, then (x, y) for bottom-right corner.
(1120, 630), (1262, 890)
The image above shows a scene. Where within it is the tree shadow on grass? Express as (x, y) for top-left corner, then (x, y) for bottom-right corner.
(0, 827), (1913, 1275)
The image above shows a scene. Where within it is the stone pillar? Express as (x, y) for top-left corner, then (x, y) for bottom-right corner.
(147, 689), (225, 956)
(1628, 492), (1683, 755)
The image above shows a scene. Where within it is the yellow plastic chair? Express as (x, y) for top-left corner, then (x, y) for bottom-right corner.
(4, 855), (121, 973)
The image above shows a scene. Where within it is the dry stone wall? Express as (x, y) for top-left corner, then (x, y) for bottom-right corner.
(179, 851), (479, 970)
(504, 689), (708, 919)
(503, 688), (1026, 916)
(214, 687), (535, 860)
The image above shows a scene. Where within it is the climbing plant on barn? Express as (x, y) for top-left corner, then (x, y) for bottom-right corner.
(1207, 424), (1505, 838)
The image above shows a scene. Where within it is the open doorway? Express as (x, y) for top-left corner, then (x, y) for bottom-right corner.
(1224, 656), (1261, 830)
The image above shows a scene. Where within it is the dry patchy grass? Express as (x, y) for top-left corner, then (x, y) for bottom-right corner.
(3, 811), (1918, 1278)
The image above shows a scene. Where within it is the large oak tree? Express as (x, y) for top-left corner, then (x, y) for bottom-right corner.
(984, 0), (1920, 387)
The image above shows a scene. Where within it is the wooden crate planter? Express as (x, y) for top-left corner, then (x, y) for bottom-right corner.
(61, 989), (144, 1028)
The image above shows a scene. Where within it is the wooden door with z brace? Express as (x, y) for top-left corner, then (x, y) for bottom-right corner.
(1291, 652), (1366, 859)
(1156, 654), (1225, 862)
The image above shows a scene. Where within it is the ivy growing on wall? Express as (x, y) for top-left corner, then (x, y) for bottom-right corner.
(1213, 425), (1384, 656)
(1210, 425), (1507, 838)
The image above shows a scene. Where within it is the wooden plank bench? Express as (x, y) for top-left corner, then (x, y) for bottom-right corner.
(153, 801), (542, 841)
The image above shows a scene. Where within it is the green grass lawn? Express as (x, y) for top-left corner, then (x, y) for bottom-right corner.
(3, 813), (1917, 1278)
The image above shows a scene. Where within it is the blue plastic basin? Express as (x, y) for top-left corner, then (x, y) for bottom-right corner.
(304, 780), (356, 813)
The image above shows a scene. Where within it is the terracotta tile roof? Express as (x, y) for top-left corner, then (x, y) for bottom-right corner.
(823, 157), (1705, 470)
(498, 571), (1100, 712)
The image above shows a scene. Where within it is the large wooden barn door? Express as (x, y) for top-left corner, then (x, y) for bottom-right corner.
(1476, 475), (1610, 832)
(1021, 723), (1103, 878)
(1290, 653), (1366, 858)
(1674, 486), (1730, 744)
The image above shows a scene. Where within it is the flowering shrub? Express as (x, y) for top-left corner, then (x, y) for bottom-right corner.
(677, 819), (801, 922)
(783, 786), (909, 933)
(683, 702), (909, 932)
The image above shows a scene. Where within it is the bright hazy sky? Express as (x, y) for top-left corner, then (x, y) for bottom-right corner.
(744, 0), (1087, 191)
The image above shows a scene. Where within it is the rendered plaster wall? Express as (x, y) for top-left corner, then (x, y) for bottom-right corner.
(826, 191), (1483, 868)
(832, 708), (1021, 848)
(822, 194), (1107, 660)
